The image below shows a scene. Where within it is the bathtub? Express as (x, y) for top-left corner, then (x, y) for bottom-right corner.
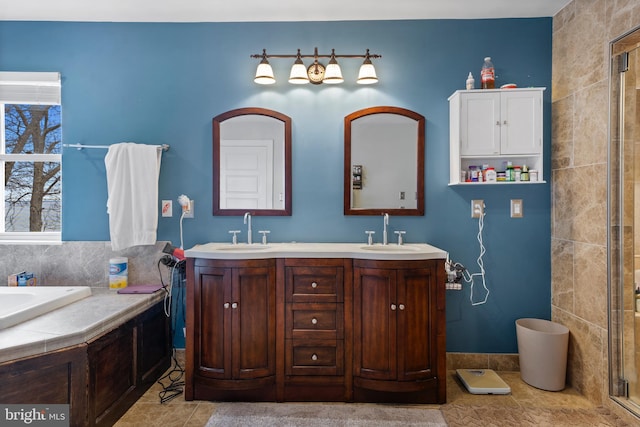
(0, 286), (92, 329)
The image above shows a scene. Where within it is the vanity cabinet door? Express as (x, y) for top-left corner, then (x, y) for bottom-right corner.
(353, 259), (444, 403)
(396, 267), (437, 381)
(187, 258), (276, 400)
(353, 266), (397, 381)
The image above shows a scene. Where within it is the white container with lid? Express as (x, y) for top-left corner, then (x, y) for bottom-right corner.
(109, 257), (128, 289)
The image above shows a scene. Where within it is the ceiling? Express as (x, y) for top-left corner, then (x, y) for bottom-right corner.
(0, 0), (571, 22)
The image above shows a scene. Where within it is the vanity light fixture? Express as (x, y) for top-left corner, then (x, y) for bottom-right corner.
(253, 49), (276, 85)
(357, 49), (378, 85)
(251, 47), (381, 85)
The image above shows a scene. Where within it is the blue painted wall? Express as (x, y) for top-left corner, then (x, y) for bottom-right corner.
(0, 19), (552, 353)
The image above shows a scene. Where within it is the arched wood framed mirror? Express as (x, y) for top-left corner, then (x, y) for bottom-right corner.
(344, 106), (425, 216)
(213, 107), (292, 216)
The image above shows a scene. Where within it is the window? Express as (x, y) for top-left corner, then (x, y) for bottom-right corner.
(0, 72), (61, 243)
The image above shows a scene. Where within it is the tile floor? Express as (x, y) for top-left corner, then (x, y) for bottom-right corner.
(114, 361), (634, 426)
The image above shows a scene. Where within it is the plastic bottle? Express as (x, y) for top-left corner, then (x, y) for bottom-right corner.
(466, 72), (475, 90)
(481, 57), (495, 89)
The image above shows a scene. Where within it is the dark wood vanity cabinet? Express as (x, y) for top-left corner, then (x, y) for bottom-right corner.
(186, 256), (445, 404)
(353, 259), (446, 403)
(186, 258), (277, 401)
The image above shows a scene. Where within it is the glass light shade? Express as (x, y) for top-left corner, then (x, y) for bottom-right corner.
(323, 62), (344, 84)
(288, 61), (309, 84)
(254, 60), (275, 85)
(357, 61), (378, 85)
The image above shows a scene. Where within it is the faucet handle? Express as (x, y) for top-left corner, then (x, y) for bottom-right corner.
(395, 230), (406, 245)
(229, 230), (241, 244)
(259, 230), (270, 245)
(365, 231), (375, 246)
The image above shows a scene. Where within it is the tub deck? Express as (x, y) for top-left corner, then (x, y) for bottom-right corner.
(0, 287), (165, 364)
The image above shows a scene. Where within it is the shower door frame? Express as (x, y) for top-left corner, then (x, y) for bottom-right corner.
(609, 25), (640, 415)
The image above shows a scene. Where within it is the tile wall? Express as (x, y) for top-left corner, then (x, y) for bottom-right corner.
(0, 241), (170, 288)
(551, 0), (640, 423)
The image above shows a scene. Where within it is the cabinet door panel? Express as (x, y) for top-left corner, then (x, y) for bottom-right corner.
(354, 267), (396, 380)
(397, 268), (436, 381)
(501, 91), (542, 155)
(460, 92), (500, 155)
(233, 266), (276, 379)
(198, 268), (232, 379)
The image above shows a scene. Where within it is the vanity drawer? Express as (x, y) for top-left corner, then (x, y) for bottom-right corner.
(285, 265), (344, 303)
(285, 339), (344, 376)
(286, 303), (343, 340)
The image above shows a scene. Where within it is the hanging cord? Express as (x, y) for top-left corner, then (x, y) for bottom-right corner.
(179, 210), (186, 250)
(157, 260), (186, 403)
(462, 208), (490, 305)
(157, 348), (185, 404)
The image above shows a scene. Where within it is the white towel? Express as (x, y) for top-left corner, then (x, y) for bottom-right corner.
(105, 142), (162, 251)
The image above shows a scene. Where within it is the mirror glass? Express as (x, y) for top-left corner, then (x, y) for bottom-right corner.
(344, 106), (425, 215)
(213, 107), (292, 216)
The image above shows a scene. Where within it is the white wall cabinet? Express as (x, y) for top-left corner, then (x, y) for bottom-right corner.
(449, 88), (545, 185)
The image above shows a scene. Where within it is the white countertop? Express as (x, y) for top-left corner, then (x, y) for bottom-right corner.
(185, 242), (448, 261)
(0, 288), (166, 364)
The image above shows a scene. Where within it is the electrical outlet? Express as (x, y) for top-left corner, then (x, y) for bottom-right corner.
(511, 199), (523, 218)
(471, 199), (484, 218)
(183, 200), (194, 218)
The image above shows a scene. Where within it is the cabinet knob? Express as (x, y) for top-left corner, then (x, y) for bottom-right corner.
(311, 354), (318, 361)
(311, 282), (318, 289)
(496, 120), (500, 126)
(224, 302), (230, 309)
(503, 120), (508, 125)
(311, 317), (318, 325)
(399, 304), (405, 310)
(231, 302), (238, 309)
(391, 304), (397, 311)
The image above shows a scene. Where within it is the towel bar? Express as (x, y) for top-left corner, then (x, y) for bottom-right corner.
(63, 143), (169, 151)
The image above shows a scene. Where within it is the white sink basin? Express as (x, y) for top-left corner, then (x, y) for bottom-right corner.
(360, 245), (421, 252)
(185, 242), (447, 261)
(216, 245), (270, 251)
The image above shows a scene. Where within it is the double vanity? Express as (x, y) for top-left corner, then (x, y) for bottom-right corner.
(190, 105), (446, 403)
(184, 241), (447, 404)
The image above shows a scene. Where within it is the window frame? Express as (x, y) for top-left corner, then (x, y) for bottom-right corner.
(0, 72), (62, 244)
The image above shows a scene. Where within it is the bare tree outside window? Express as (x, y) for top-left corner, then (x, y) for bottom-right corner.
(4, 104), (61, 232)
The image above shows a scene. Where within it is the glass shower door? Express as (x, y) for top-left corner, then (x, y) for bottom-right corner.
(610, 27), (640, 412)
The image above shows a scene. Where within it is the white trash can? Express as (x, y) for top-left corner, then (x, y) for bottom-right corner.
(515, 318), (569, 391)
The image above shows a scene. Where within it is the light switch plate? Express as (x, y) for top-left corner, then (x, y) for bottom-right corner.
(511, 199), (523, 218)
(161, 200), (172, 217)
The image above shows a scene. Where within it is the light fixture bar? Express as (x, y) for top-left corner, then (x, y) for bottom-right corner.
(251, 47), (381, 85)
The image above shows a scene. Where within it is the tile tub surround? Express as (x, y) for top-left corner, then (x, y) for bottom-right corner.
(0, 241), (171, 288)
(0, 287), (166, 363)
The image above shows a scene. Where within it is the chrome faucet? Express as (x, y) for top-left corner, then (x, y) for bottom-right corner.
(383, 213), (389, 245)
(244, 212), (252, 244)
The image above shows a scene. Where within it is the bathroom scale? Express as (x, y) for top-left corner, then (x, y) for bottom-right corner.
(456, 369), (511, 395)
(117, 284), (164, 294)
